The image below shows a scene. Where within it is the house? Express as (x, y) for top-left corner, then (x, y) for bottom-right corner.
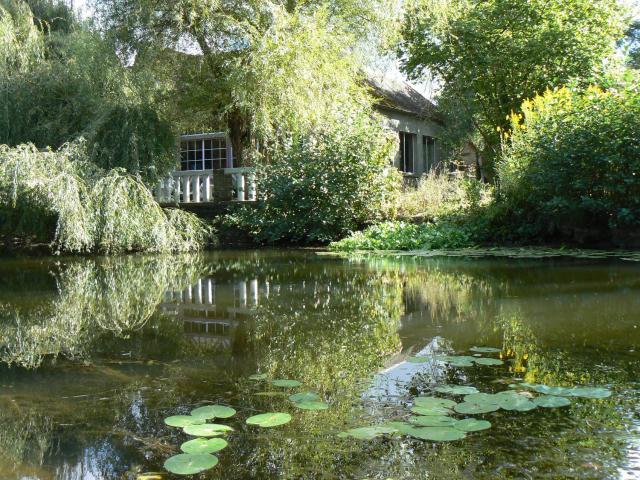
(154, 74), (445, 204)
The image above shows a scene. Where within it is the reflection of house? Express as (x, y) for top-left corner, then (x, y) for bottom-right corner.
(160, 277), (269, 348)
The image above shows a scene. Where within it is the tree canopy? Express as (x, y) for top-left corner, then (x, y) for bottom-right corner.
(399, 0), (628, 172)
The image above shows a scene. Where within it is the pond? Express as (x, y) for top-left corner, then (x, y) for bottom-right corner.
(0, 250), (639, 479)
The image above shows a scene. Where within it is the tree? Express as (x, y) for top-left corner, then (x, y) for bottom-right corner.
(93, 0), (400, 164)
(399, 0), (627, 175)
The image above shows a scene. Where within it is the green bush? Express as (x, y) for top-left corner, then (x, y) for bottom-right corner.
(227, 112), (402, 244)
(329, 220), (477, 251)
(498, 77), (640, 242)
(0, 142), (212, 253)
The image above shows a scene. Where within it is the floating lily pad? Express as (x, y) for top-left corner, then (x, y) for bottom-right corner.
(414, 396), (457, 409)
(469, 347), (502, 353)
(533, 395), (571, 408)
(293, 401), (329, 410)
(409, 415), (456, 427)
(437, 355), (476, 367)
(454, 418), (492, 432)
(402, 426), (466, 441)
(246, 412), (292, 427)
(191, 405), (236, 420)
(183, 424), (234, 436)
(406, 356), (431, 363)
(435, 385), (479, 395)
(463, 393), (501, 405)
(164, 415), (205, 428)
(567, 387), (612, 399)
(498, 395), (537, 412)
(180, 438), (228, 454)
(474, 357), (504, 366)
(289, 392), (320, 403)
(271, 379), (302, 388)
(531, 385), (574, 396)
(249, 373), (268, 381)
(411, 405), (453, 416)
(338, 426), (397, 440)
(454, 401), (499, 415)
(254, 391), (287, 397)
(164, 453), (218, 475)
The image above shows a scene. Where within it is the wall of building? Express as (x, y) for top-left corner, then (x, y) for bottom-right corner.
(377, 107), (444, 178)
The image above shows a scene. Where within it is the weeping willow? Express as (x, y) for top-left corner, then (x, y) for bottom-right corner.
(0, 142), (211, 253)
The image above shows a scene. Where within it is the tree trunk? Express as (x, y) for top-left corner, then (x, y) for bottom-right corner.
(228, 109), (250, 167)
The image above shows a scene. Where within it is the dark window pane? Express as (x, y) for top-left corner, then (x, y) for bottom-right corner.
(204, 139), (213, 150)
(195, 149), (203, 161)
(188, 150), (196, 161)
(204, 159), (212, 169)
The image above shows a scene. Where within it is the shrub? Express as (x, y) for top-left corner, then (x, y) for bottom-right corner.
(0, 142), (212, 253)
(498, 77), (640, 242)
(227, 112), (402, 244)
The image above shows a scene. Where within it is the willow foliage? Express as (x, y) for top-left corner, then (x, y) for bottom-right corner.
(0, 142), (211, 253)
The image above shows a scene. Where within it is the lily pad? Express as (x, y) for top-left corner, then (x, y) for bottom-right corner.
(454, 401), (499, 415)
(191, 405), (236, 420)
(254, 391), (287, 397)
(164, 453), (218, 475)
(411, 405), (453, 416)
(338, 426), (397, 440)
(414, 396), (457, 409)
(409, 415), (456, 427)
(180, 438), (228, 454)
(271, 379), (302, 388)
(498, 395), (537, 412)
(474, 357), (504, 366)
(293, 401), (329, 410)
(567, 387), (612, 399)
(249, 373), (268, 381)
(164, 415), (205, 428)
(435, 385), (479, 395)
(406, 356), (431, 363)
(246, 412), (292, 427)
(288, 392), (320, 403)
(402, 426), (466, 441)
(454, 418), (492, 432)
(437, 355), (476, 367)
(531, 385), (574, 396)
(470, 347), (502, 353)
(183, 424), (234, 436)
(533, 395), (571, 408)
(463, 393), (501, 405)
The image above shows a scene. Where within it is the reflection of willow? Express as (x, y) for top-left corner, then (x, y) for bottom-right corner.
(0, 255), (204, 368)
(0, 408), (52, 472)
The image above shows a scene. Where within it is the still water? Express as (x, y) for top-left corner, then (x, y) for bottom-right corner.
(0, 250), (639, 479)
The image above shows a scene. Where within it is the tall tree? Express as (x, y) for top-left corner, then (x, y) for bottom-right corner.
(399, 0), (627, 175)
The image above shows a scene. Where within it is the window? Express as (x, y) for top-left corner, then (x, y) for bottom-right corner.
(422, 136), (437, 172)
(399, 131), (415, 173)
(180, 136), (228, 171)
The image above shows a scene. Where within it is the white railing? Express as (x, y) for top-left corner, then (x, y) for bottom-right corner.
(154, 168), (257, 203)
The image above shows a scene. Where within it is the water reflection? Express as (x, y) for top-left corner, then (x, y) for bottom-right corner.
(0, 252), (638, 478)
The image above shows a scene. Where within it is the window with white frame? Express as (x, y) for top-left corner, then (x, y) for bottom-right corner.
(422, 135), (437, 172)
(399, 131), (415, 173)
(180, 135), (228, 171)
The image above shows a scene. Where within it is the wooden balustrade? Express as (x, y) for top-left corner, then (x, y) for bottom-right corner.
(154, 168), (257, 204)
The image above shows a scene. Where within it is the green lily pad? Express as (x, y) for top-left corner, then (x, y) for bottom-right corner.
(180, 438), (228, 454)
(454, 401), (499, 415)
(183, 424), (234, 436)
(191, 405), (236, 420)
(254, 391), (287, 397)
(271, 379), (302, 388)
(531, 385), (574, 396)
(437, 355), (476, 367)
(338, 426), (397, 440)
(474, 357), (504, 366)
(249, 373), (268, 381)
(435, 385), (479, 395)
(293, 401), (329, 410)
(164, 415), (205, 428)
(567, 387), (612, 399)
(411, 405), (453, 416)
(288, 392), (320, 403)
(469, 347), (502, 353)
(498, 395), (537, 412)
(533, 395), (571, 408)
(463, 393), (501, 405)
(406, 356), (431, 363)
(414, 396), (457, 409)
(454, 418), (492, 432)
(246, 412), (292, 427)
(409, 415), (456, 427)
(402, 426), (467, 441)
(164, 453), (218, 475)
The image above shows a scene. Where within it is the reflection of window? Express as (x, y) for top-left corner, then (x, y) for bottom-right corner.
(399, 131), (415, 173)
(422, 136), (437, 172)
(180, 136), (227, 171)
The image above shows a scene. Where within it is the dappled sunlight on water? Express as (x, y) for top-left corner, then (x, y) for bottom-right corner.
(0, 250), (639, 478)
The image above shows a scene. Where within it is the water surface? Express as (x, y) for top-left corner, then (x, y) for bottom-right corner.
(0, 250), (639, 479)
